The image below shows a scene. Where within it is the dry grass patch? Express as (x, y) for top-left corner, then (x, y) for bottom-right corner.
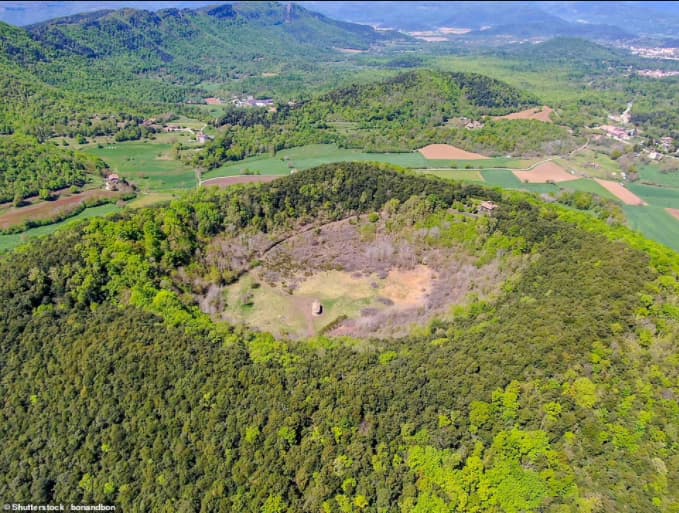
(418, 144), (489, 160)
(494, 106), (554, 123)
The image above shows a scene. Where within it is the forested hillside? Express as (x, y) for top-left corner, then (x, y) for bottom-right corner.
(1, 164), (678, 512)
(194, 69), (572, 167)
(0, 135), (106, 203)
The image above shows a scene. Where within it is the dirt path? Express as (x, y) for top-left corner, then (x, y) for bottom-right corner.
(668, 208), (679, 222)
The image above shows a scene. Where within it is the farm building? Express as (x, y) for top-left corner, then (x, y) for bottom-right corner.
(197, 133), (214, 144)
(311, 301), (323, 316)
(478, 201), (498, 214)
(105, 173), (120, 191)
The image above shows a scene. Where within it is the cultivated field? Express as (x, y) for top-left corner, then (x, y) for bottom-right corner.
(624, 205), (679, 252)
(667, 208), (679, 222)
(0, 203), (121, 252)
(201, 144), (433, 180)
(594, 179), (647, 206)
(418, 144), (489, 160)
(84, 142), (197, 191)
(0, 189), (123, 230)
(627, 183), (679, 208)
(513, 162), (578, 183)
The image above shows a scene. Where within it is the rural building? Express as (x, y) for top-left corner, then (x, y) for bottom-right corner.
(197, 133), (214, 144)
(105, 173), (120, 191)
(311, 301), (323, 316)
(478, 200), (498, 214)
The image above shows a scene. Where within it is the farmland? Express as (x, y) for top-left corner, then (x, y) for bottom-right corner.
(0, 203), (121, 252)
(84, 142), (197, 191)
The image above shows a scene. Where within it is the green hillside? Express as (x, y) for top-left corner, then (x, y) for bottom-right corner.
(194, 69), (572, 168)
(1, 164), (678, 511)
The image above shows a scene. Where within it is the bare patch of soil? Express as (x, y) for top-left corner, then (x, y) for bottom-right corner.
(594, 179), (647, 205)
(667, 208), (679, 221)
(0, 189), (123, 229)
(418, 144), (489, 160)
(513, 162), (578, 183)
(494, 106), (554, 123)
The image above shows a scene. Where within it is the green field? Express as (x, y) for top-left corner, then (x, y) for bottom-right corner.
(557, 178), (619, 200)
(627, 183), (679, 208)
(638, 164), (679, 188)
(624, 205), (679, 252)
(0, 203), (122, 252)
(481, 169), (524, 188)
(446, 157), (533, 169)
(85, 142), (197, 191)
(555, 151), (621, 180)
(203, 145), (536, 180)
(418, 169), (484, 182)
(202, 144), (435, 179)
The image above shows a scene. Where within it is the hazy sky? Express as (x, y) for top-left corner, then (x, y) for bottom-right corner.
(0, 1), (221, 26)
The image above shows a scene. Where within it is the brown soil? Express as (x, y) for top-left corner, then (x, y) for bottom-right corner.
(418, 144), (489, 160)
(494, 106), (554, 123)
(593, 179), (648, 206)
(667, 208), (679, 221)
(513, 162), (578, 183)
(0, 189), (122, 229)
(201, 175), (283, 187)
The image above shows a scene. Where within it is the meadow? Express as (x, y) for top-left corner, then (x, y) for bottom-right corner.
(85, 142), (197, 191)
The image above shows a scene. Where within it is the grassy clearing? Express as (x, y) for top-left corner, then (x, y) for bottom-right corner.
(418, 169), (484, 182)
(623, 205), (679, 252)
(222, 270), (379, 338)
(0, 203), (121, 252)
(84, 142), (197, 191)
(446, 157), (533, 169)
(555, 151), (621, 179)
(127, 192), (178, 209)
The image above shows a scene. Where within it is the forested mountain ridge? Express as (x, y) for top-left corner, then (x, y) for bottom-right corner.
(1, 163), (679, 511)
(20, 2), (403, 90)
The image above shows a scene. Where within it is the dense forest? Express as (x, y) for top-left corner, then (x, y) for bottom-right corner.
(0, 135), (106, 203)
(1, 164), (679, 512)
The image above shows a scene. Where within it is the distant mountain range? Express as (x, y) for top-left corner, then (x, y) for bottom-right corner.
(298, 1), (679, 40)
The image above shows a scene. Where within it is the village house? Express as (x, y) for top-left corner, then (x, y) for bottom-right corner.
(478, 200), (499, 214)
(105, 173), (120, 191)
(197, 133), (214, 144)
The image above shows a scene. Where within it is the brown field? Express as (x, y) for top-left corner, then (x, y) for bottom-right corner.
(418, 144), (489, 160)
(201, 175), (283, 187)
(494, 106), (554, 123)
(0, 190), (122, 229)
(593, 179), (648, 206)
(513, 162), (578, 183)
(667, 208), (679, 221)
